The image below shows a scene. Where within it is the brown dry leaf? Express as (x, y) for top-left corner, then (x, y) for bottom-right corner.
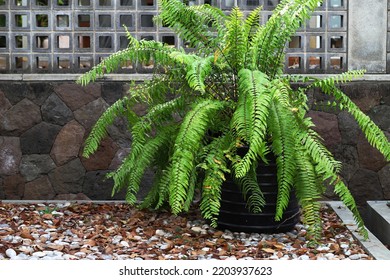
(47, 244), (64, 251)
(329, 243), (340, 253)
(273, 243), (285, 250)
(261, 248), (275, 254)
(86, 239), (97, 246)
(20, 229), (34, 240)
(41, 214), (53, 220)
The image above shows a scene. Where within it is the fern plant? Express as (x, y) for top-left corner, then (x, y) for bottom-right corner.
(77, 0), (390, 240)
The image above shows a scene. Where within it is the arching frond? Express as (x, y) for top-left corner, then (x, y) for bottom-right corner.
(294, 151), (322, 240)
(109, 125), (177, 204)
(158, 0), (220, 53)
(334, 179), (368, 239)
(169, 99), (230, 215)
(186, 56), (214, 93)
(82, 97), (133, 158)
(312, 73), (390, 161)
(224, 7), (246, 72)
(232, 69), (272, 177)
(268, 99), (297, 221)
(199, 133), (231, 227)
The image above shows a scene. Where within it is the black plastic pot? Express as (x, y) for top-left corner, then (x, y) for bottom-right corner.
(217, 154), (300, 233)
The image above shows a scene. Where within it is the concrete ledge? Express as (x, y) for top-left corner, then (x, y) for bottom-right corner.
(366, 201), (390, 247)
(0, 73), (153, 82)
(1, 73), (390, 82)
(328, 201), (390, 260)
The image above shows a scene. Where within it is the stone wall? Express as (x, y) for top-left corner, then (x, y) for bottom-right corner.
(0, 80), (389, 206)
(0, 81), (132, 201)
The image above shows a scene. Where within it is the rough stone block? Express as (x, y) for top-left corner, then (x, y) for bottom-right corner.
(20, 122), (62, 154)
(357, 133), (387, 172)
(0, 90), (11, 114)
(102, 82), (124, 105)
(41, 93), (73, 126)
(55, 83), (101, 111)
(0, 99), (42, 136)
(378, 164), (390, 199)
(338, 111), (360, 145)
(74, 98), (109, 130)
(48, 158), (86, 194)
(306, 111), (342, 147)
(349, 168), (383, 205)
(20, 154), (56, 182)
(333, 144), (359, 182)
(80, 137), (118, 171)
(23, 176), (55, 200)
(0, 137), (22, 176)
(50, 120), (85, 166)
(369, 105), (390, 132)
(3, 174), (25, 199)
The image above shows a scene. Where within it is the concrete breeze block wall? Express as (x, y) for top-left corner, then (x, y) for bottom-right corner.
(0, 80), (389, 206)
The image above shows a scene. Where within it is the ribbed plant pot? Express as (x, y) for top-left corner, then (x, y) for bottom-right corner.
(217, 154), (301, 233)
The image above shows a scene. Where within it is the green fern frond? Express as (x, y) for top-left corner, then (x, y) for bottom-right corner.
(224, 7), (246, 72)
(109, 125), (177, 203)
(158, 0), (218, 52)
(233, 163), (266, 214)
(232, 69), (272, 177)
(250, 0), (322, 74)
(296, 116), (342, 179)
(83, 97), (131, 158)
(294, 151), (322, 240)
(199, 133), (231, 227)
(268, 99), (297, 220)
(186, 56), (214, 93)
(314, 79), (390, 161)
(169, 99), (230, 215)
(334, 179), (368, 239)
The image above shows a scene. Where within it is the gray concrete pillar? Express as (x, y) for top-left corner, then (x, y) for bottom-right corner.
(348, 0), (387, 73)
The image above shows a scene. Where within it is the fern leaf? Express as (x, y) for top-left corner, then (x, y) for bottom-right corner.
(158, 0), (218, 52)
(268, 98), (297, 220)
(83, 97), (131, 158)
(334, 179), (368, 239)
(169, 99), (229, 215)
(313, 78), (390, 161)
(199, 133), (231, 227)
(233, 69), (272, 177)
(224, 7), (246, 72)
(294, 151), (322, 240)
(233, 163), (266, 214)
(186, 56), (214, 93)
(109, 125), (176, 204)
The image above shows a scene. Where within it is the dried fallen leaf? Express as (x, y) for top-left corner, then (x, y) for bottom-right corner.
(20, 229), (34, 240)
(261, 248), (275, 254)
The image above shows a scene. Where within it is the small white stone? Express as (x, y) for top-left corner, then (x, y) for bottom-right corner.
(32, 251), (47, 258)
(5, 248), (17, 258)
(191, 227), (202, 233)
(317, 246), (330, 251)
(349, 254), (361, 260)
(120, 241), (130, 247)
(325, 253), (335, 260)
(202, 247), (210, 252)
(155, 229), (165, 236)
(299, 255), (310, 260)
(12, 236), (22, 243)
